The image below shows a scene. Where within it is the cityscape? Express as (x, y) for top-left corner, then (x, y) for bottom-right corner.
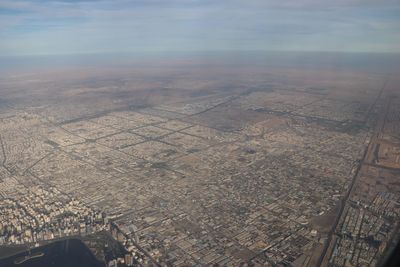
(0, 61), (399, 266)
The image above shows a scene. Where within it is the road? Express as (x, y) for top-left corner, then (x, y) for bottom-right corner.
(315, 78), (389, 266)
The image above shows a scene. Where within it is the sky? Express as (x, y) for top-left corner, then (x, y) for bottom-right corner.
(0, 0), (400, 56)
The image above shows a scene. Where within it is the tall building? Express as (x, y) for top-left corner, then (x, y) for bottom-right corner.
(125, 253), (134, 266)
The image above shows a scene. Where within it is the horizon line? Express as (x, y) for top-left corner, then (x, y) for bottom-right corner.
(2, 49), (400, 58)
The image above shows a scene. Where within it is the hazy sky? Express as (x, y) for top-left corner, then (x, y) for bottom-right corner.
(0, 0), (400, 56)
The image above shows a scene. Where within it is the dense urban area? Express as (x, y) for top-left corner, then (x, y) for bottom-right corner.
(0, 62), (399, 266)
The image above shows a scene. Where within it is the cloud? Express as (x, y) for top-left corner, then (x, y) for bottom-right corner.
(0, 0), (400, 55)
